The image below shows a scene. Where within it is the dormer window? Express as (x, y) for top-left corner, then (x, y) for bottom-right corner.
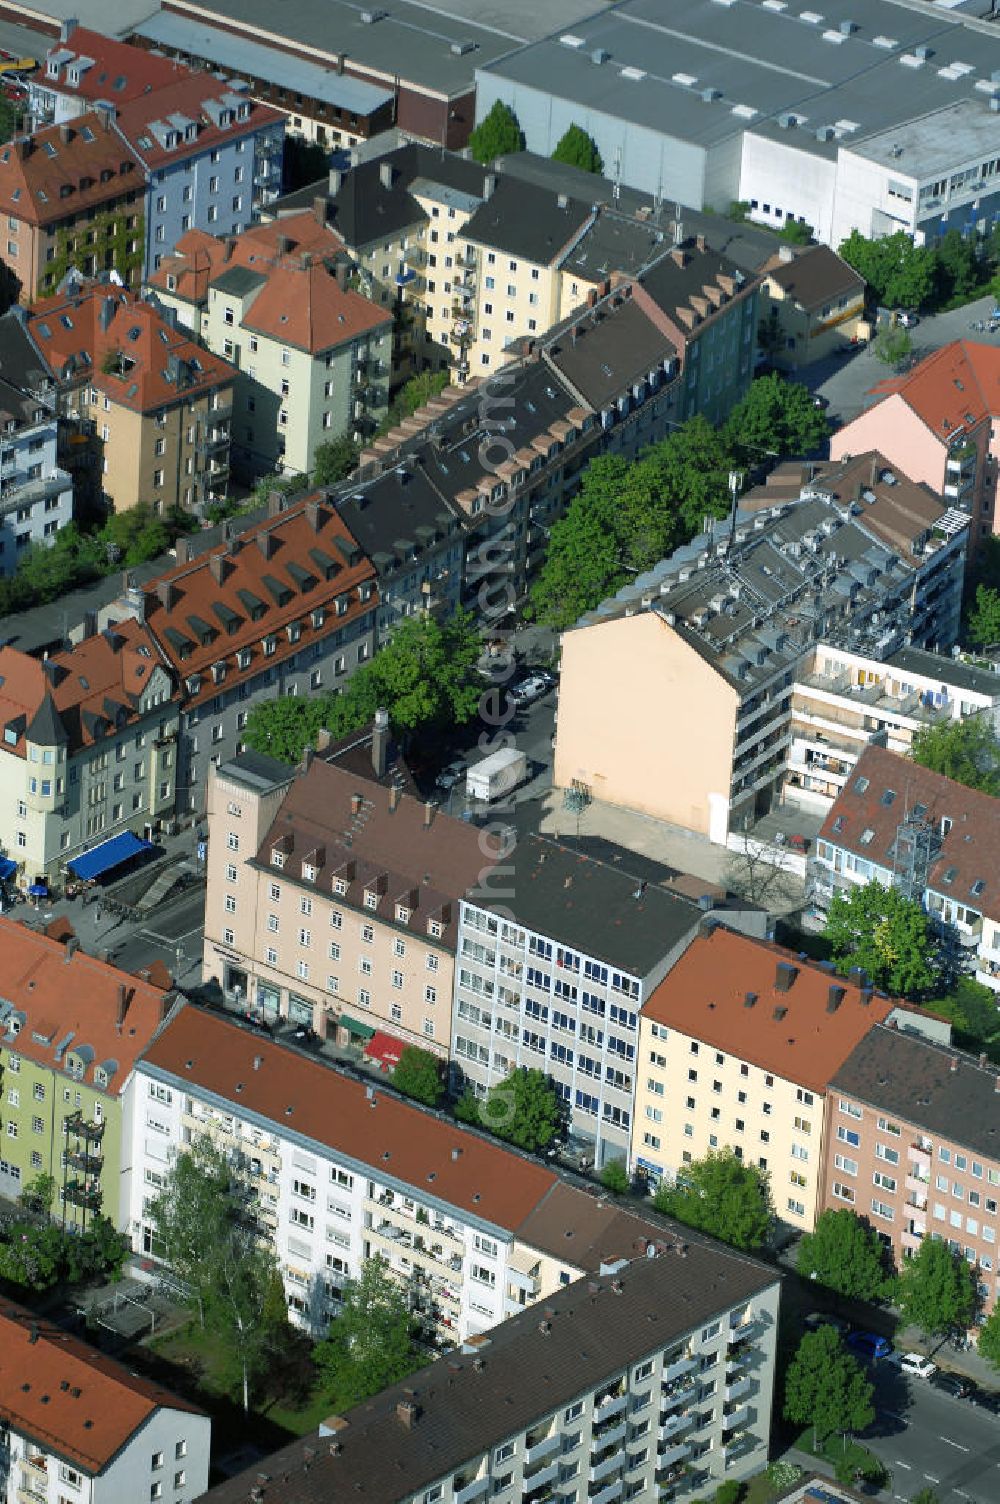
(428, 920), (443, 938)
(311, 607), (325, 629)
(336, 596), (349, 616)
(302, 863), (316, 883)
(859, 828), (875, 846)
(364, 890), (378, 911)
(211, 661), (226, 684)
(263, 635), (277, 656)
(236, 648), (251, 670)
(396, 904), (410, 923)
(271, 850), (285, 870)
(94, 1067), (107, 1088)
(333, 878), (347, 895)
(359, 583), (373, 603)
(287, 622), (302, 644)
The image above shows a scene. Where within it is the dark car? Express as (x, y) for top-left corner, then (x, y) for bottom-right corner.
(930, 1370), (972, 1399)
(847, 1331), (892, 1362)
(966, 1384), (1000, 1414)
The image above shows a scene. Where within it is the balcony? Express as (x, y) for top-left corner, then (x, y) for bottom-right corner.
(587, 1475), (624, 1504)
(594, 1392), (627, 1423)
(525, 1461), (560, 1492)
(909, 1143), (932, 1170)
(662, 1354), (697, 1384)
(905, 1172), (930, 1196)
(525, 1433), (561, 1468)
(662, 1374), (699, 1406)
(901, 1227), (924, 1252)
(729, 1314), (766, 1344)
(657, 1441), (692, 1469)
(724, 1404), (751, 1432)
(63, 1180), (102, 1210)
(658, 1412), (695, 1443)
(66, 1147), (103, 1173)
(724, 1376), (753, 1405)
(454, 1481), (488, 1504)
(64, 1111), (105, 1141)
(590, 1420), (627, 1450)
(722, 1432), (758, 1467)
(18, 1482), (47, 1504)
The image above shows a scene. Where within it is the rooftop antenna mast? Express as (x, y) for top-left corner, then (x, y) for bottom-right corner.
(613, 146), (622, 203)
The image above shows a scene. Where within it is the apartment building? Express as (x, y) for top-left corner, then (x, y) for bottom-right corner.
(831, 340), (1000, 556)
(28, 21), (190, 129)
(103, 495), (377, 815)
(0, 1299), (209, 1504)
(27, 281), (235, 515)
(127, 1003), (558, 1343)
(0, 113), (144, 300)
(202, 1250), (780, 1504)
(0, 619), (177, 880)
(149, 211), (392, 478)
(450, 835), (766, 1170)
(554, 456), (970, 844)
(0, 396), (72, 574)
(823, 1024), (1000, 1317)
(786, 643), (1000, 815)
(811, 743), (1000, 992)
(630, 927), (895, 1233)
(0, 918), (176, 1225)
(759, 244), (866, 370)
(204, 752), (494, 1049)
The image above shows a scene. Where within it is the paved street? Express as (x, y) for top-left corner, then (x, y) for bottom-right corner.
(865, 1363), (1000, 1504)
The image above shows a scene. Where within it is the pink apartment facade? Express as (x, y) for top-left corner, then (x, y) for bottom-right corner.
(831, 340), (1000, 557)
(823, 1024), (1000, 1320)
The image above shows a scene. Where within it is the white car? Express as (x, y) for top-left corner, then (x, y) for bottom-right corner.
(890, 1351), (937, 1379)
(510, 675), (548, 705)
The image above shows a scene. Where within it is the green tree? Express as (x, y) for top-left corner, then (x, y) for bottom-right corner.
(18, 1172), (56, 1217)
(967, 584), (1000, 648)
(928, 976), (1000, 1056)
(652, 1148), (773, 1251)
(977, 1304), (1000, 1371)
(600, 1160), (631, 1195)
(724, 373), (830, 460)
(468, 101), (524, 165)
(0, 96), (17, 147)
(478, 1067), (562, 1153)
(315, 1255), (425, 1404)
(453, 1090), (480, 1127)
(207, 1229), (287, 1413)
(728, 201), (751, 224)
(897, 1236), (977, 1345)
(391, 1046), (444, 1108)
(838, 229), (936, 311)
(779, 219), (813, 246)
(551, 124), (603, 174)
(934, 228), (979, 304)
(386, 369), (450, 428)
(757, 307), (786, 363)
(823, 882), (938, 998)
(910, 715), (1000, 794)
(797, 1208), (893, 1302)
(147, 1136), (239, 1327)
(313, 435), (359, 487)
(713, 1483), (745, 1504)
(0, 1223), (66, 1290)
(871, 325), (912, 367)
(783, 1326), (875, 1446)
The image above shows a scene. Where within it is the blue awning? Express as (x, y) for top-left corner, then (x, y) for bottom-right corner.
(0, 858), (16, 880)
(67, 832), (154, 882)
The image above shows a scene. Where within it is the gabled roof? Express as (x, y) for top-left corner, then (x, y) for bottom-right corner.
(149, 213), (346, 307)
(462, 176), (594, 266)
(642, 926), (893, 1093)
(765, 243), (865, 311)
(0, 918), (171, 1096)
(638, 238), (757, 339)
(141, 1006), (556, 1233)
(818, 743), (1000, 921)
(0, 618), (170, 758)
(114, 73), (281, 170)
(0, 114), (142, 226)
(0, 1298), (202, 1474)
(865, 340), (1000, 445)
(41, 26), (189, 105)
(240, 255), (391, 354)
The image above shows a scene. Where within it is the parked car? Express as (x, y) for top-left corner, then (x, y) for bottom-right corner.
(509, 674), (549, 705)
(847, 1331), (892, 1361)
(804, 1312), (850, 1336)
(887, 1351), (937, 1379)
(930, 1370), (971, 1399)
(434, 758), (465, 791)
(966, 1383), (1000, 1414)
(897, 309), (919, 328)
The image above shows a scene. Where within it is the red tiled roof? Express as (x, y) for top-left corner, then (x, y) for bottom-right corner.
(143, 1007), (557, 1232)
(819, 743), (1000, 921)
(139, 496), (376, 708)
(0, 618), (171, 757)
(864, 340), (1000, 443)
(147, 213), (346, 306)
(0, 113), (142, 225)
(642, 926), (893, 1092)
(0, 1298), (202, 1473)
(27, 284), (234, 413)
(43, 27), (190, 104)
(0, 918), (171, 1096)
(114, 74), (281, 171)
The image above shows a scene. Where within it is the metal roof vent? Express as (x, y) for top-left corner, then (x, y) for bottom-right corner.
(839, 18), (857, 34)
(360, 8), (388, 20)
(591, 47), (610, 64)
(701, 86), (721, 102)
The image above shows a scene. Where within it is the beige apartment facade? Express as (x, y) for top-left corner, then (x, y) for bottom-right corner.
(629, 927), (894, 1235)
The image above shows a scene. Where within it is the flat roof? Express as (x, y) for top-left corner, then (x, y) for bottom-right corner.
(478, 0), (1000, 166)
(133, 10), (394, 115)
(887, 646), (1000, 698)
(201, 1250), (777, 1504)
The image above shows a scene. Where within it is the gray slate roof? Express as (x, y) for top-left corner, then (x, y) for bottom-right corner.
(831, 1024), (1000, 1163)
(886, 647), (1000, 700)
(462, 176), (594, 265)
(200, 1249), (777, 1504)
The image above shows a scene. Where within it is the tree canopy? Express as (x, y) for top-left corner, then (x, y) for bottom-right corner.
(797, 1208), (894, 1303)
(468, 1067), (563, 1153)
(783, 1325), (875, 1445)
(552, 124), (603, 174)
(723, 372), (830, 461)
(977, 1304), (1000, 1371)
(896, 1236), (977, 1343)
(910, 714), (1000, 795)
(823, 881), (938, 998)
(313, 435), (360, 487)
(315, 1255), (425, 1404)
(967, 584), (1000, 649)
(600, 1160), (631, 1195)
(871, 325), (912, 368)
(391, 1046), (444, 1108)
(652, 1148), (773, 1251)
(468, 102), (524, 164)
(928, 976), (1000, 1061)
(838, 230), (937, 311)
(243, 608), (483, 761)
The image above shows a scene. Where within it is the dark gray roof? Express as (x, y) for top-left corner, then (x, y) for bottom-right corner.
(334, 467), (464, 572)
(26, 693), (67, 747)
(216, 749), (297, 793)
(200, 1249), (777, 1504)
(544, 293), (675, 409)
(766, 244), (864, 311)
(0, 310), (53, 395)
(210, 265), (267, 298)
(887, 647), (1000, 699)
(475, 833), (705, 976)
(0, 557), (168, 657)
(463, 177), (594, 265)
(831, 1025), (1000, 1163)
(639, 240), (752, 323)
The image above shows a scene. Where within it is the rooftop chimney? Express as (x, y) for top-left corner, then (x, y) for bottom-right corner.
(827, 984), (846, 1014)
(860, 987), (873, 1007)
(61, 18), (78, 42)
(774, 960), (798, 993)
(256, 530), (276, 559)
(389, 784), (400, 812)
(483, 172), (497, 200)
(312, 194), (327, 226)
(28, 1322), (39, 1344)
(59, 122), (73, 146)
(743, 991), (757, 1009)
(351, 793), (363, 815)
(557, 192), (569, 209)
(305, 499), (323, 532)
(396, 1400), (418, 1428)
(209, 553), (227, 585)
(64, 936), (79, 962)
(329, 167), (344, 196)
(253, 1054), (263, 1070)
(115, 983), (128, 1032)
(316, 727), (332, 752)
(156, 580), (177, 611)
(423, 801), (434, 829)
(950, 1058), (959, 1073)
(379, 161), (395, 191)
(334, 260), (349, 292)
(695, 233), (706, 252)
(372, 706), (389, 778)
(773, 1004), (788, 1021)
